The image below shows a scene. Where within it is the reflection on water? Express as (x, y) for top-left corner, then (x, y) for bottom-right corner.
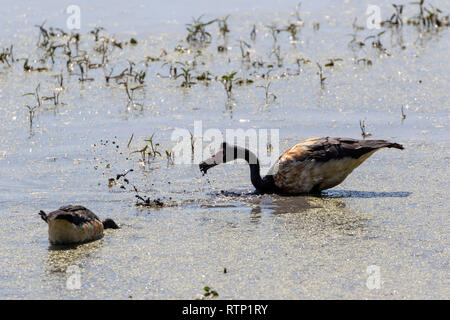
(268, 196), (368, 237)
(46, 239), (103, 273)
(0, 0), (447, 299)
(322, 190), (412, 198)
(263, 195), (318, 215)
(217, 192), (369, 237)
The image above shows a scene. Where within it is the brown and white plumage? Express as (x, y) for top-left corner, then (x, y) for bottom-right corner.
(39, 205), (119, 245)
(270, 137), (403, 193)
(199, 137), (404, 194)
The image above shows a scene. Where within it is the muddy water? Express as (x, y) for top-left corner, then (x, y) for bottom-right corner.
(0, 0), (448, 299)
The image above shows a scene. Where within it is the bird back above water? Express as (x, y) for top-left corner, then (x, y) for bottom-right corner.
(39, 205), (119, 245)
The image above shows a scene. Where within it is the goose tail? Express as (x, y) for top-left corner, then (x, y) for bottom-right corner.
(360, 139), (404, 150)
(384, 142), (404, 150)
(39, 210), (48, 223)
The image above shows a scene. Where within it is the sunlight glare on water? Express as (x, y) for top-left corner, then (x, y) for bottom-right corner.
(0, 0), (448, 299)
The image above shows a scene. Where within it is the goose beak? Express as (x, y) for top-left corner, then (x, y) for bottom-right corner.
(199, 161), (216, 174)
(199, 147), (224, 174)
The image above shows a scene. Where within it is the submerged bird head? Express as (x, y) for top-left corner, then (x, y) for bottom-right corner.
(39, 210), (48, 223)
(199, 142), (226, 174)
(199, 142), (260, 174)
(199, 142), (247, 174)
(199, 142), (273, 192)
(102, 218), (120, 229)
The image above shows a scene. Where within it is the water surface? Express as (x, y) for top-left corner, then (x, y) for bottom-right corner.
(0, 0), (448, 299)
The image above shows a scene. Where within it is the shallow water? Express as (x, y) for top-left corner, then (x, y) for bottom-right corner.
(0, 0), (449, 299)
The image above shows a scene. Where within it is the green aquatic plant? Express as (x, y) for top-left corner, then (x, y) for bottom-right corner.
(217, 15), (231, 38)
(55, 73), (64, 89)
(90, 27), (105, 42)
(202, 286), (218, 298)
(104, 67), (128, 84)
(257, 81), (277, 104)
(220, 71), (238, 99)
(250, 24), (257, 41)
(312, 22), (320, 31)
(174, 44), (189, 54)
(238, 39), (251, 61)
(42, 91), (62, 106)
(270, 45), (283, 67)
(352, 17), (365, 31)
(234, 77), (254, 86)
(145, 134), (161, 158)
(348, 34), (365, 48)
(186, 15), (216, 45)
(407, 0), (450, 29)
(123, 60), (147, 84)
(294, 1), (303, 24)
(165, 150), (175, 165)
(251, 59), (266, 69)
(381, 4), (405, 27)
(161, 61), (179, 79)
(144, 49), (167, 64)
(196, 70), (213, 85)
(126, 60), (135, 77)
(356, 58), (373, 66)
(93, 41), (110, 66)
(25, 104), (38, 133)
(348, 18), (365, 48)
(22, 58), (48, 72)
(316, 63), (326, 88)
(48, 27), (67, 37)
(176, 66), (196, 88)
(324, 58), (343, 68)
(407, 0), (427, 27)
(127, 133), (134, 149)
(365, 31), (390, 56)
(76, 59), (93, 82)
(69, 32), (81, 54)
(282, 23), (300, 41)
(359, 120), (372, 139)
(111, 39), (123, 49)
(120, 79), (133, 101)
(261, 66), (274, 80)
(43, 42), (65, 65)
(266, 24), (281, 44)
(131, 134), (161, 164)
(118, 79), (144, 107)
(134, 70), (146, 84)
(35, 21), (50, 48)
(23, 84), (42, 107)
(295, 57), (311, 74)
(0, 45), (14, 67)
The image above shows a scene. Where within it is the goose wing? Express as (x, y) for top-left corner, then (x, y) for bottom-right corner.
(271, 137), (403, 193)
(279, 137), (403, 163)
(46, 205), (101, 226)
